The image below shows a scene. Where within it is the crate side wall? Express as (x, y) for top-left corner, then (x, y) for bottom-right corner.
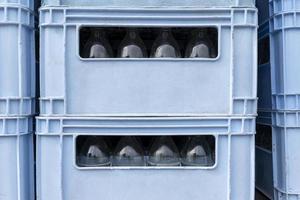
(39, 8), (258, 116)
(0, 133), (34, 200)
(36, 133), (254, 200)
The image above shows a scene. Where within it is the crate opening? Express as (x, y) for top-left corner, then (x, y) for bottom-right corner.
(79, 27), (218, 59)
(76, 135), (216, 168)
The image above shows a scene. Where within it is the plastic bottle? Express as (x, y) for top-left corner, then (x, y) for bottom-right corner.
(83, 28), (113, 58)
(151, 29), (181, 58)
(181, 136), (213, 166)
(113, 136), (145, 166)
(185, 29), (217, 58)
(118, 29), (147, 58)
(148, 136), (180, 166)
(77, 136), (111, 167)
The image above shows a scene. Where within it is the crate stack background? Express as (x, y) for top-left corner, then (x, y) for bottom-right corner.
(0, 0), (35, 199)
(256, 0), (274, 199)
(36, 0), (257, 199)
(270, 0), (300, 199)
(256, 0), (300, 199)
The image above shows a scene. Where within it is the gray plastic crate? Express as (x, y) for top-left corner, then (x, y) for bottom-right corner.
(0, 0), (34, 10)
(270, 0), (300, 110)
(256, 110), (300, 199)
(269, 0), (300, 16)
(271, 110), (300, 199)
(0, 4), (35, 116)
(36, 116), (255, 200)
(0, 116), (32, 135)
(0, 116), (34, 200)
(39, 7), (257, 117)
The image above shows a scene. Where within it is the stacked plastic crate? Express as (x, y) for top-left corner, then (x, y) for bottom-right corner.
(37, 0), (257, 199)
(257, 0), (300, 199)
(256, 0), (274, 199)
(269, 0), (300, 199)
(0, 0), (35, 199)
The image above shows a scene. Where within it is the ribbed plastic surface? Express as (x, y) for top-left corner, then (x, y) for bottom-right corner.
(0, 116), (33, 135)
(256, 109), (300, 200)
(268, 2), (300, 196)
(256, 110), (300, 200)
(0, 117), (34, 200)
(270, 0), (300, 110)
(0, 0), (34, 10)
(39, 7), (257, 117)
(41, 0), (255, 8)
(272, 111), (300, 200)
(269, 0), (300, 16)
(36, 116), (255, 200)
(0, 5), (35, 116)
(36, 116), (256, 135)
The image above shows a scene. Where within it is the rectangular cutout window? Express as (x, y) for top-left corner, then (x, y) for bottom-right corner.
(79, 27), (218, 59)
(76, 135), (216, 168)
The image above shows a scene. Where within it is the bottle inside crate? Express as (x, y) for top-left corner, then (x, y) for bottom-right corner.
(150, 28), (181, 58)
(113, 136), (145, 166)
(118, 29), (148, 58)
(148, 136), (180, 166)
(185, 29), (217, 58)
(80, 27), (218, 59)
(181, 136), (213, 166)
(76, 135), (215, 167)
(82, 28), (113, 58)
(77, 136), (111, 167)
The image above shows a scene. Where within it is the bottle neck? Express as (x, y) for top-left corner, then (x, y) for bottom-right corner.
(128, 29), (138, 40)
(161, 29), (171, 39)
(197, 30), (206, 38)
(92, 29), (105, 39)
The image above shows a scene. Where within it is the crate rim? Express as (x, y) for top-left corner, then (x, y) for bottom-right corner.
(36, 115), (257, 120)
(39, 6), (258, 11)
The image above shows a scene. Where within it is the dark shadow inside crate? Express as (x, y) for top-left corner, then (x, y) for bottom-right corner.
(79, 27), (218, 59)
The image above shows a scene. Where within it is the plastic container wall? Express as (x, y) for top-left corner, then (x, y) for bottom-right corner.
(270, 0), (300, 110)
(39, 8), (257, 117)
(36, 116), (255, 200)
(0, 116), (34, 200)
(0, 0), (34, 10)
(0, 5), (35, 116)
(272, 111), (300, 200)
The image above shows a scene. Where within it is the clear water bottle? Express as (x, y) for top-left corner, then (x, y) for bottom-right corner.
(83, 28), (113, 58)
(113, 136), (145, 166)
(77, 136), (111, 167)
(118, 29), (147, 58)
(181, 136), (213, 166)
(148, 136), (180, 166)
(185, 29), (217, 58)
(150, 29), (181, 58)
